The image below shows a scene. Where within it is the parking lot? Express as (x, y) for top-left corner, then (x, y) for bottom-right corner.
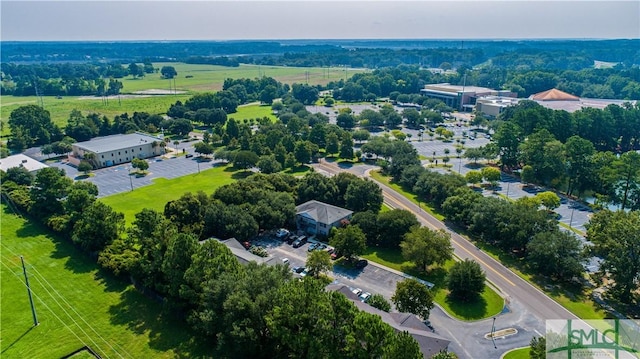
(252, 232), (425, 307)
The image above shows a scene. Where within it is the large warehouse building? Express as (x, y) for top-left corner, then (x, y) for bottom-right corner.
(70, 132), (163, 168)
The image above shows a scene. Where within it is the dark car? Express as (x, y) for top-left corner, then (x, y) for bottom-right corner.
(355, 259), (368, 269)
(293, 236), (307, 248)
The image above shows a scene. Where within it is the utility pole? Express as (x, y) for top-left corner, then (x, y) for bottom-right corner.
(21, 256), (39, 327)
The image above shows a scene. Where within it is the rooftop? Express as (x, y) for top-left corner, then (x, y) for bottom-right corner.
(73, 133), (162, 154)
(529, 88), (579, 101)
(423, 83), (499, 95)
(0, 154), (48, 173)
(327, 284), (451, 357)
(296, 200), (353, 225)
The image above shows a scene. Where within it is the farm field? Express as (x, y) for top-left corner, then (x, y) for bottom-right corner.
(120, 63), (364, 93)
(100, 164), (237, 224)
(0, 204), (207, 358)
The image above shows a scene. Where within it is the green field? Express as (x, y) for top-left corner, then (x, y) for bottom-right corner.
(100, 164), (238, 224)
(1, 62), (363, 137)
(502, 347), (530, 359)
(120, 63), (362, 93)
(361, 247), (504, 321)
(0, 205), (206, 358)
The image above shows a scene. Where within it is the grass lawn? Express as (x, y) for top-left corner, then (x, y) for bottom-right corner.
(101, 164), (237, 224)
(502, 347), (530, 359)
(370, 170), (606, 320)
(362, 247), (504, 321)
(369, 170), (445, 221)
(0, 204), (207, 358)
(230, 102), (277, 123)
(120, 63), (365, 93)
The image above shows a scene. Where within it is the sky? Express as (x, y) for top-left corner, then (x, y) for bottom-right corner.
(1, 1), (639, 41)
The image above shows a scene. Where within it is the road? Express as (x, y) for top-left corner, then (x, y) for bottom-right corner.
(314, 159), (579, 359)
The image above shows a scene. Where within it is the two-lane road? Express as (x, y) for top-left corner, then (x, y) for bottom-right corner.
(314, 160), (578, 357)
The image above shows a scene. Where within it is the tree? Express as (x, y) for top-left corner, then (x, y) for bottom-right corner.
(8, 105), (60, 149)
(233, 150), (259, 169)
(465, 170), (483, 187)
(128, 62), (143, 78)
(5, 166), (34, 186)
(329, 225), (367, 260)
(587, 210), (640, 303)
(391, 278), (434, 319)
(400, 226), (453, 272)
(447, 259), (486, 301)
(257, 155), (282, 174)
(376, 209), (419, 248)
(161, 66), (177, 79)
(481, 166), (501, 187)
(521, 165), (535, 185)
(77, 160), (93, 175)
(72, 202), (124, 253)
(535, 191), (560, 211)
(529, 336), (546, 359)
(344, 179), (383, 213)
(131, 158), (149, 173)
(367, 294), (391, 312)
(382, 331), (423, 359)
(306, 250), (332, 277)
(526, 230), (584, 282)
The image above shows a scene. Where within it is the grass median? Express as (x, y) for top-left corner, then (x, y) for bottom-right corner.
(0, 204), (206, 358)
(362, 246), (504, 321)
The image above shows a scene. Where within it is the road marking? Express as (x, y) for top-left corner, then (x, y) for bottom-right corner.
(382, 190), (516, 287)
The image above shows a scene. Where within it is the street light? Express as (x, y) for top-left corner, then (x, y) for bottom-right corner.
(127, 167), (133, 191)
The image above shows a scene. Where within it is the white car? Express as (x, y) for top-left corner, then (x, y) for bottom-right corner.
(359, 292), (372, 302)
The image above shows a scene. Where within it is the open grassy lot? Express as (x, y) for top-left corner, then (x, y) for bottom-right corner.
(100, 164), (237, 224)
(0, 204), (207, 358)
(120, 63), (364, 93)
(370, 170), (606, 320)
(362, 246), (504, 321)
(1, 94), (191, 134)
(502, 347), (530, 359)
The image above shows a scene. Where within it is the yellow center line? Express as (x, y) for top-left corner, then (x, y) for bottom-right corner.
(382, 192), (516, 287)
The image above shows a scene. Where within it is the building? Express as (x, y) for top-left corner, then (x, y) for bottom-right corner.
(0, 154), (48, 173)
(475, 96), (521, 118)
(528, 88), (635, 112)
(70, 132), (163, 168)
(295, 200), (353, 237)
(327, 284), (451, 358)
(420, 83), (515, 111)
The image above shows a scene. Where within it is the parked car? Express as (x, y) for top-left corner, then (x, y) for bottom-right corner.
(293, 236), (307, 248)
(355, 259), (368, 269)
(275, 228), (290, 239)
(359, 292), (372, 302)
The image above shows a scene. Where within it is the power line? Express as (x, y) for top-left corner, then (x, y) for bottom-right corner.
(1, 247), (130, 358)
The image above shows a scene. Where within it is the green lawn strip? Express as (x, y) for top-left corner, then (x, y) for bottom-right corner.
(100, 164), (236, 224)
(370, 170), (606, 320)
(361, 247), (503, 321)
(502, 347), (530, 359)
(0, 204), (205, 358)
(369, 170), (445, 221)
(230, 103), (277, 122)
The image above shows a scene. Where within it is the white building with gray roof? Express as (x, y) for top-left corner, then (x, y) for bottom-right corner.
(295, 200), (353, 236)
(70, 132), (163, 168)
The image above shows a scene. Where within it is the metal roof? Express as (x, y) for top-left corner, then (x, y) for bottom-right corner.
(73, 133), (161, 154)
